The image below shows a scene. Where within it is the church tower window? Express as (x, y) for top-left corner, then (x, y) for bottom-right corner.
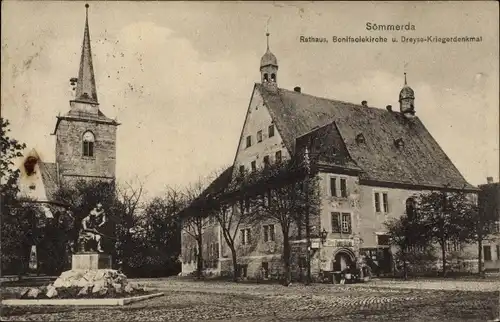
(82, 131), (95, 157)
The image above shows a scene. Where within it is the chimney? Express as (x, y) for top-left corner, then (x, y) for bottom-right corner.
(294, 86), (301, 93)
(361, 100), (367, 107)
(487, 176), (494, 184)
(386, 105), (392, 112)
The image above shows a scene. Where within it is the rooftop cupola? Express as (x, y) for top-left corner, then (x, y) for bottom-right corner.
(399, 72), (415, 117)
(260, 32), (278, 86)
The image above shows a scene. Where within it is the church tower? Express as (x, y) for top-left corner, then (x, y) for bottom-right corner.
(399, 72), (415, 117)
(260, 33), (278, 88)
(53, 4), (119, 186)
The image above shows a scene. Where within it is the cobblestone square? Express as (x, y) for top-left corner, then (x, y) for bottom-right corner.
(1, 278), (499, 321)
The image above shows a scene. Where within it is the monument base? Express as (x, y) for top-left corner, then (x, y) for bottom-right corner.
(72, 253), (112, 270)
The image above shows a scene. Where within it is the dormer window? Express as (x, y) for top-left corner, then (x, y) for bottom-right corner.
(355, 133), (365, 144)
(394, 138), (404, 149)
(82, 131), (95, 157)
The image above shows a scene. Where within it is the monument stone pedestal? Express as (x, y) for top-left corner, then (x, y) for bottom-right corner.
(71, 252), (112, 270)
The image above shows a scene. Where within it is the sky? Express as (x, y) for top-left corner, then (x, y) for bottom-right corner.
(2, 1), (499, 198)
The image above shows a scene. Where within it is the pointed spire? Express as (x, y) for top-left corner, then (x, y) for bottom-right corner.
(266, 16), (271, 51)
(75, 4), (98, 104)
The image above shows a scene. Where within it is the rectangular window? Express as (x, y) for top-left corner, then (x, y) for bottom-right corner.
(377, 234), (390, 246)
(268, 124), (275, 138)
(257, 130), (263, 143)
(374, 193), (381, 213)
(262, 262), (269, 279)
(246, 136), (252, 148)
(83, 141), (94, 157)
(239, 165), (245, 176)
(240, 229), (251, 245)
(275, 150), (282, 163)
(240, 229), (245, 244)
(382, 193), (389, 213)
(497, 245), (500, 260)
(330, 178), (337, 197)
(269, 224), (275, 241)
(340, 178), (347, 197)
(331, 212), (341, 233)
(263, 155), (270, 167)
(251, 161), (256, 172)
(484, 245), (492, 261)
(341, 213), (351, 233)
(263, 224), (275, 242)
(266, 189), (272, 207)
(244, 197), (250, 213)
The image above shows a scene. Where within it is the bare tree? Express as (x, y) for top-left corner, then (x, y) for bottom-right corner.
(181, 178), (210, 279)
(229, 159), (320, 285)
(205, 167), (256, 282)
(111, 179), (145, 270)
(417, 190), (475, 277)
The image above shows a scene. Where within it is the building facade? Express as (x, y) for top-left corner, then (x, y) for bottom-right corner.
(478, 178), (500, 271)
(180, 34), (478, 279)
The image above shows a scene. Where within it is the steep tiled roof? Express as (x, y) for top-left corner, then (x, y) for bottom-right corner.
(38, 162), (59, 201)
(295, 122), (362, 173)
(257, 83), (475, 191)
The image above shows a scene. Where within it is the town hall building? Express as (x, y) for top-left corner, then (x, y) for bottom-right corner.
(180, 33), (479, 279)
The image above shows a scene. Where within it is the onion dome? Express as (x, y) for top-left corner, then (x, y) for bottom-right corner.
(260, 33), (278, 68)
(399, 73), (414, 101)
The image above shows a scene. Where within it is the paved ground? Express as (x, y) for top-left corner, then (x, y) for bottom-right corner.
(1, 278), (499, 321)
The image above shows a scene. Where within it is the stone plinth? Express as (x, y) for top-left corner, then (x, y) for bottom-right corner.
(72, 253), (112, 270)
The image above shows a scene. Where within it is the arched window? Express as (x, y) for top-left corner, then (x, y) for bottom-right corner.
(82, 131), (95, 157)
(405, 197), (416, 220)
(271, 73), (276, 82)
(263, 73), (269, 82)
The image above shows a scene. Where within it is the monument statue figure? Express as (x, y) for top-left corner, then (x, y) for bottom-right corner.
(79, 203), (107, 253)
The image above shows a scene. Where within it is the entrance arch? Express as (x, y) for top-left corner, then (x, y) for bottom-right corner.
(332, 248), (355, 272)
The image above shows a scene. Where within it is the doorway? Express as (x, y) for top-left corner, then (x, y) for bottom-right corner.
(333, 250), (354, 272)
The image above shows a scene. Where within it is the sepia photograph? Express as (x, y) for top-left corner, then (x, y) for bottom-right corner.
(1, 1), (499, 321)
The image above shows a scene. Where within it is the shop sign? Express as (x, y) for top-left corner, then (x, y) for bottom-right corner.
(333, 239), (353, 247)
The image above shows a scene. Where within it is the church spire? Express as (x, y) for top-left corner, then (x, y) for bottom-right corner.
(74, 4), (98, 104)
